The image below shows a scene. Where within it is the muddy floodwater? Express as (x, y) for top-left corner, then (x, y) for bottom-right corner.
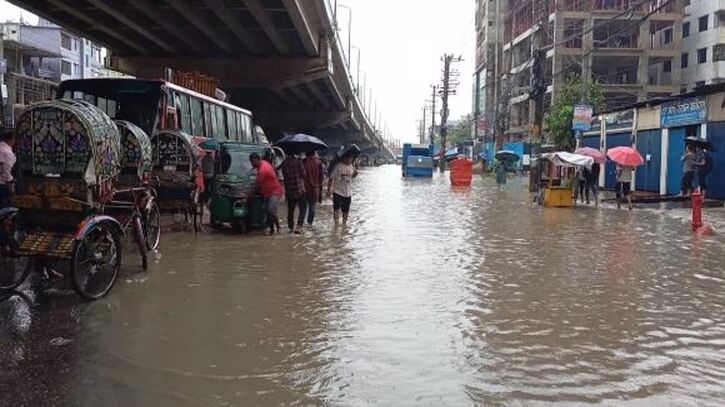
(1, 165), (725, 406)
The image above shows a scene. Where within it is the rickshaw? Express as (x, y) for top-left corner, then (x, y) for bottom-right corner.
(209, 142), (268, 233)
(108, 120), (161, 256)
(0, 99), (149, 299)
(150, 130), (204, 231)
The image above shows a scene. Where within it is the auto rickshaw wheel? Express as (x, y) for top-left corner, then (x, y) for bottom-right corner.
(70, 222), (122, 301)
(232, 219), (247, 235)
(144, 201), (161, 251)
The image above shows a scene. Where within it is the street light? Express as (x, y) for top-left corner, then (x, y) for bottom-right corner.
(337, 4), (352, 68)
(351, 45), (361, 96)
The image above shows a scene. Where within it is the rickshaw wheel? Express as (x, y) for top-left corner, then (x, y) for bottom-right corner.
(0, 223), (31, 291)
(70, 223), (122, 301)
(144, 201), (161, 251)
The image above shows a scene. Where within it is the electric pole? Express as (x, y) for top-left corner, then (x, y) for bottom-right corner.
(439, 54), (462, 171)
(429, 85), (437, 145)
(421, 106), (427, 144)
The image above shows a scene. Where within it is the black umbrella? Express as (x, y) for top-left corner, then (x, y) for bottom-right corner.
(339, 143), (361, 159)
(685, 136), (716, 151)
(276, 133), (328, 153)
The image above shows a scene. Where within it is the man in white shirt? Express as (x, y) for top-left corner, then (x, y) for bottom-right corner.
(0, 129), (16, 207)
(326, 153), (358, 226)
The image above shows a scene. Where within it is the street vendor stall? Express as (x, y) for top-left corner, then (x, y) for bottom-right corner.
(539, 152), (594, 207)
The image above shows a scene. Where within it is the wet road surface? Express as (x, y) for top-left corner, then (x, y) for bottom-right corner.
(2, 165), (725, 406)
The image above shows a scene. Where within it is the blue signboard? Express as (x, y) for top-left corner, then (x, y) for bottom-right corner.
(661, 97), (707, 128)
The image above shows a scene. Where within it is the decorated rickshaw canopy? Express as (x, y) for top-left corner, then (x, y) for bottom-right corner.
(15, 99), (120, 184)
(151, 130), (199, 175)
(116, 120), (152, 178)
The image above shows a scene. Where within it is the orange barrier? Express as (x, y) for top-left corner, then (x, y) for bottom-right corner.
(449, 157), (473, 186)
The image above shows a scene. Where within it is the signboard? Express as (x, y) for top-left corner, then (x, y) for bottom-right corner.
(572, 104), (593, 131)
(604, 109), (634, 131)
(661, 97), (707, 128)
(477, 118), (486, 133)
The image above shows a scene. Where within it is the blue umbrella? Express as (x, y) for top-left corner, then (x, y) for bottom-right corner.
(276, 133), (328, 152)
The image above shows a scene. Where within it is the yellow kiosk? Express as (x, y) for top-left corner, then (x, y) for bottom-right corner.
(541, 152), (594, 208)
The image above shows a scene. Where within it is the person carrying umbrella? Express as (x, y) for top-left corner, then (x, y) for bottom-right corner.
(616, 164), (634, 210)
(281, 153), (307, 234)
(607, 146), (644, 210)
(681, 143), (697, 196)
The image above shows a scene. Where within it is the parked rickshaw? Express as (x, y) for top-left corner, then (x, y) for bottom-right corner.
(209, 142), (269, 233)
(150, 130), (204, 231)
(0, 99), (153, 299)
(109, 120), (161, 255)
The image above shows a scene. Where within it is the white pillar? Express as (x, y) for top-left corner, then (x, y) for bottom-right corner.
(660, 128), (669, 195)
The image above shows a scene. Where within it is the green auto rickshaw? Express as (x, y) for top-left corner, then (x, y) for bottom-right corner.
(209, 142), (269, 233)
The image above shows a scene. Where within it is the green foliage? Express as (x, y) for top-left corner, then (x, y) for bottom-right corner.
(544, 74), (605, 150)
(447, 114), (474, 145)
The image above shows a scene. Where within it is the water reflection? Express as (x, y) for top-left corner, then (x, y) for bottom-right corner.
(0, 165), (724, 406)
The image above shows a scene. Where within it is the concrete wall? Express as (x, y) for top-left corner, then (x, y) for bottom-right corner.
(681, 0), (725, 90)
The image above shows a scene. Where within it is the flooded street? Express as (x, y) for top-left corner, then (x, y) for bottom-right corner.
(2, 165), (725, 406)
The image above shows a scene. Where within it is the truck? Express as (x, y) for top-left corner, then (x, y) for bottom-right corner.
(402, 143), (434, 177)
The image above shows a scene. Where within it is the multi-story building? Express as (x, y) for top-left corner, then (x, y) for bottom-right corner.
(480, 0), (684, 143)
(0, 19), (106, 126)
(679, 0), (725, 91)
(473, 0), (508, 143)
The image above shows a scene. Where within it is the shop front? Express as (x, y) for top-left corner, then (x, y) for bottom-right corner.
(603, 110), (634, 189)
(660, 97), (707, 196)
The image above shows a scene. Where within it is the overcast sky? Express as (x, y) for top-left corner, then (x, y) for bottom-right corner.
(0, 0), (475, 143)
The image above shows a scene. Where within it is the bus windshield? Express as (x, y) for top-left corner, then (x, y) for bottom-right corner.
(57, 79), (164, 136)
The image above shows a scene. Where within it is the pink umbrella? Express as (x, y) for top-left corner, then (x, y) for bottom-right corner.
(574, 146), (606, 163)
(607, 146), (644, 167)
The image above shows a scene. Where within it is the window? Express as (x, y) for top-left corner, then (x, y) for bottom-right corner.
(203, 102), (213, 136)
(699, 15), (708, 32)
(93, 46), (101, 63)
(177, 93), (192, 134)
(73, 63), (80, 76)
(191, 98), (203, 136)
(663, 60), (672, 73)
(226, 110), (238, 141)
(683, 21), (690, 37)
(61, 60), (72, 75)
(72, 38), (79, 51)
(698, 47), (707, 64)
(715, 44), (725, 61)
(61, 33), (72, 50)
(213, 105), (225, 139)
(85, 54), (89, 67)
(663, 28), (672, 44)
(682, 52), (689, 68)
(242, 114), (252, 143)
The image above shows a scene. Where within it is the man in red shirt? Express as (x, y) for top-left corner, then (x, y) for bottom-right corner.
(303, 151), (324, 227)
(250, 153), (283, 234)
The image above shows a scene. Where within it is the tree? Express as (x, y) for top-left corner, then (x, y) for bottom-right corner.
(447, 114), (474, 146)
(544, 74), (605, 150)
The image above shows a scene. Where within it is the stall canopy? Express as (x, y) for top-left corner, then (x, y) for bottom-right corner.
(542, 152), (594, 169)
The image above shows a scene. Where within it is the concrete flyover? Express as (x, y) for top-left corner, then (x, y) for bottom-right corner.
(9, 0), (394, 157)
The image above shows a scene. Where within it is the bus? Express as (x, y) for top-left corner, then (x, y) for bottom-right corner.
(56, 78), (259, 143)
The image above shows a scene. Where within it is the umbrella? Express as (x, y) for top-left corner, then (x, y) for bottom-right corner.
(495, 150), (521, 162)
(685, 136), (716, 151)
(607, 146), (644, 167)
(339, 143), (361, 159)
(574, 146), (606, 163)
(276, 133), (328, 152)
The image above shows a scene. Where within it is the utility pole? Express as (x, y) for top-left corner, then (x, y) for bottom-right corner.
(439, 54), (462, 171)
(429, 85), (437, 145)
(421, 106), (427, 144)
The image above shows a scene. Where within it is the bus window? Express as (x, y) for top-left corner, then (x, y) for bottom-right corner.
(226, 109), (238, 141)
(191, 98), (203, 136)
(215, 105), (225, 139)
(242, 114), (253, 143)
(107, 99), (117, 118)
(236, 112), (246, 142)
(204, 102), (213, 137)
(178, 93), (192, 134)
